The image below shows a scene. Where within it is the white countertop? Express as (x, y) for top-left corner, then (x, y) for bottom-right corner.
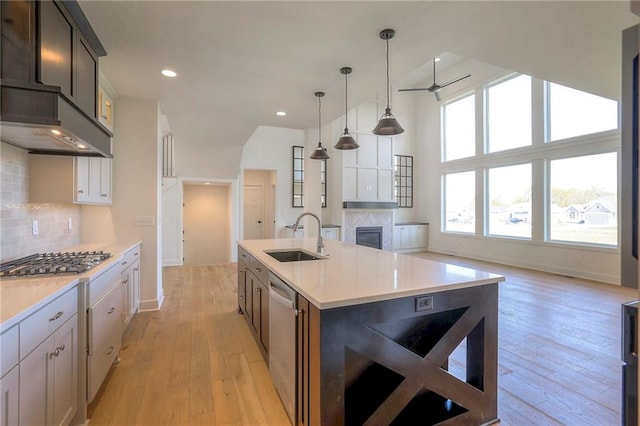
(0, 240), (141, 331)
(239, 239), (505, 309)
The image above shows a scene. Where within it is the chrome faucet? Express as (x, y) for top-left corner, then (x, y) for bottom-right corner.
(293, 212), (324, 255)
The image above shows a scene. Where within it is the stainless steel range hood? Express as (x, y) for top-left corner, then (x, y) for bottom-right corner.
(0, 81), (113, 158)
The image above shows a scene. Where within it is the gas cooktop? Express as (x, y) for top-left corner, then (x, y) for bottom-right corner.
(0, 251), (111, 278)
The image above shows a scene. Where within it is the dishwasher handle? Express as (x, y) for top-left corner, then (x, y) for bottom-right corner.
(270, 282), (295, 309)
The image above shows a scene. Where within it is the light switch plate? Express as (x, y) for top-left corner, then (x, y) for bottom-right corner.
(32, 220), (39, 236)
(135, 216), (155, 226)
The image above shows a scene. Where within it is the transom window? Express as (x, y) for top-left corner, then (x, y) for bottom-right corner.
(486, 75), (532, 153)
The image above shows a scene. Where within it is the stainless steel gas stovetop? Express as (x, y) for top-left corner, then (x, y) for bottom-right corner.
(0, 251), (111, 278)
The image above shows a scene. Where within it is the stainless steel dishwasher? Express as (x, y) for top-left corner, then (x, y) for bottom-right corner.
(268, 273), (296, 424)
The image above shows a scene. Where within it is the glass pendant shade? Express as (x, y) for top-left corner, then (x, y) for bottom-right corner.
(372, 107), (404, 135)
(334, 66), (359, 150)
(310, 91), (329, 160)
(373, 29), (404, 136)
(310, 144), (330, 160)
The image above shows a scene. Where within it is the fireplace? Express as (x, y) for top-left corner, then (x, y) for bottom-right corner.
(356, 227), (383, 250)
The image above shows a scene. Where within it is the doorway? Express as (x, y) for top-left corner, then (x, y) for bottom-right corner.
(183, 183), (230, 265)
(243, 169), (276, 239)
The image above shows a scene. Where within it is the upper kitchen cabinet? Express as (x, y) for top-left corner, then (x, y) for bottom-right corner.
(0, 0), (112, 157)
(29, 155), (112, 205)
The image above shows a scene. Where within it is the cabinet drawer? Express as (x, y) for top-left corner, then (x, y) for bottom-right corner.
(239, 247), (268, 285)
(88, 261), (122, 306)
(0, 325), (18, 377)
(87, 324), (121, 403)
(121, 245), (141, 271)
(20, 287), (77, 360)
(238, 246), (250, 265)
(88, 283), (123, 354)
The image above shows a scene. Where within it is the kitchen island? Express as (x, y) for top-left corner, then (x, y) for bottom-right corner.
(238, 238), (505, 426)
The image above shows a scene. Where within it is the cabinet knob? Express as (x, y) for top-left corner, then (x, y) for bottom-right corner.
(101, 193), (108, 197)
(108, 307), (115, 314)
(78, 189), (84, 194)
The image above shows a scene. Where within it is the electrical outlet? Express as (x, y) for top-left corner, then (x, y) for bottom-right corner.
(415, 295), (433, 312)
(32, 220), (39, 236)
(135, 216), (156, 226)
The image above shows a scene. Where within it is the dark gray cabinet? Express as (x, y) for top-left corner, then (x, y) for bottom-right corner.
(237, 247), (269, 359)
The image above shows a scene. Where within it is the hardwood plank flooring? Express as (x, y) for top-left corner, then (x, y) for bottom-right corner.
(87, 253), (637, 425)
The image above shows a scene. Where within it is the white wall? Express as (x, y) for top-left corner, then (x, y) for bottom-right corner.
(82, 97), (164, 310)
(240, 125), (306, 237)
(161, 177), (182, 266)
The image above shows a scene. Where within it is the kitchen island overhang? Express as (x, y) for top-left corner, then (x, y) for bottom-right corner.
(238, 238), (505, 425)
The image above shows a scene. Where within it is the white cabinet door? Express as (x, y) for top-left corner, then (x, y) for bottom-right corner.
(20, 333), (54, 426)
(416, 225), (428, 249)
(393, 226), (403, 250)
(99, 158), (112, 203)
(131, 260), (140, 317)
(89, 158), (102, 202)
(0, 366), (19, 426)
(52, 315), (77, 426)
(75, 157), (91, 203)
(321, 228), (340, 241)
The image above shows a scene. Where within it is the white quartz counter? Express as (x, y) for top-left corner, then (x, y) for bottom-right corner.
(0, 240), (141, 330)
(239, 238), (505, 309)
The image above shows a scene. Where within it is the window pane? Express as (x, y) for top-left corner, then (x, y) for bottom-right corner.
(444, 171), (475, 233)
(547, 82), (618, 141)
(487, 75), (531, 153)
(488, 163), (532, 238)
(549, 153), (617, 246)
(443, 95), (475, 161)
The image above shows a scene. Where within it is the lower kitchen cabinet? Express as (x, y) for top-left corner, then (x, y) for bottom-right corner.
(393, 224), (429, 252)
(237, 246), (269, 359)
(20, 313), (78, 426)
(0, 366), (19, 426)
(120, 244), (141, 328)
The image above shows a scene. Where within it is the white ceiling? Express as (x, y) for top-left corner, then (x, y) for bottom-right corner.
(79, 1), (638, 156)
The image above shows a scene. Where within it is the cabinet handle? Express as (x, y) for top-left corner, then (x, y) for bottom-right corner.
(106, 346), (115, 355)
(101, 193), (108, 197)
(255, 288), (260, 293)
(108, 307), (115, 314)
(58, 344), (65, 352)
(78, 189), (84, 194)
(49, 311), (63, 322)
(295, 308), (305, 317)
(122, 261), (128, 266)
(255, 267), (262, 273)
(49, 351), (57, 359)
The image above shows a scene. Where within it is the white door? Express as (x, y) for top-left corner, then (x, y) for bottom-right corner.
(244, 185), (264, 239)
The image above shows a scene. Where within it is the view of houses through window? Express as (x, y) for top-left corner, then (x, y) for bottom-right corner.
(441, 74), (619, 248)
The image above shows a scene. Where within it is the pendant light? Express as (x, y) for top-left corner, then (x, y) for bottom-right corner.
(334, 67), (359, 150)
(310, 91), (330, 160)
(372, 29), (404, 136)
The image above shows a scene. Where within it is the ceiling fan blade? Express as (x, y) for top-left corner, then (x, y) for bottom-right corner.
(398, 87), (431, 92)
(434, 91), (441, 102)
(440, 73), (471, 88)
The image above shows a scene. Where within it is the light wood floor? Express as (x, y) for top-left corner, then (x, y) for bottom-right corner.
(88, 252), (637, 425)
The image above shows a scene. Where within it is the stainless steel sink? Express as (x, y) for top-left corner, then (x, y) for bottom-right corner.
(264, 249), (323, 262)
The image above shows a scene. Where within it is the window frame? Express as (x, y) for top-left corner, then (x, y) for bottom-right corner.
(292, 146), (304, 208)
(394, 154), (413, 208)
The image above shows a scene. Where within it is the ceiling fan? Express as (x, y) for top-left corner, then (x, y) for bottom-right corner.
(399, 58), (471, 102)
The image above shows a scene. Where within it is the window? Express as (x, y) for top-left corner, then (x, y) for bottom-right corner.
(394, 155), (413, 208)
(444, 171), (475, 233)
(321, 158), (327, 208)
(486, 75), (531, 153)
(443, 94), (475, 161)
(487, 163), (532, 238)
(547, 82), (618, 142)
(549, 153), (617, 246)
(292, 146), (304, 207)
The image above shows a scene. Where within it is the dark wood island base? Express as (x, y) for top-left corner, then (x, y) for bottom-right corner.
(302, 283), (499, 425)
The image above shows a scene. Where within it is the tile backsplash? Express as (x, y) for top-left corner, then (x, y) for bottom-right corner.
(1, 143), (80, 261)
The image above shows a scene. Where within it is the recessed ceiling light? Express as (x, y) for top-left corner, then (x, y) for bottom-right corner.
(276, 111), (287, 116)
(161, 69), (177, 78)
(51, 129), (61, 135)
(204, 182), (211, 185)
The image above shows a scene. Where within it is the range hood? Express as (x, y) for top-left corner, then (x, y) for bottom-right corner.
(1, 80), (113, 158)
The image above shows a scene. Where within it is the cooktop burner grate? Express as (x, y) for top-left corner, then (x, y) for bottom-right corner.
(0, 251), (111, 277)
